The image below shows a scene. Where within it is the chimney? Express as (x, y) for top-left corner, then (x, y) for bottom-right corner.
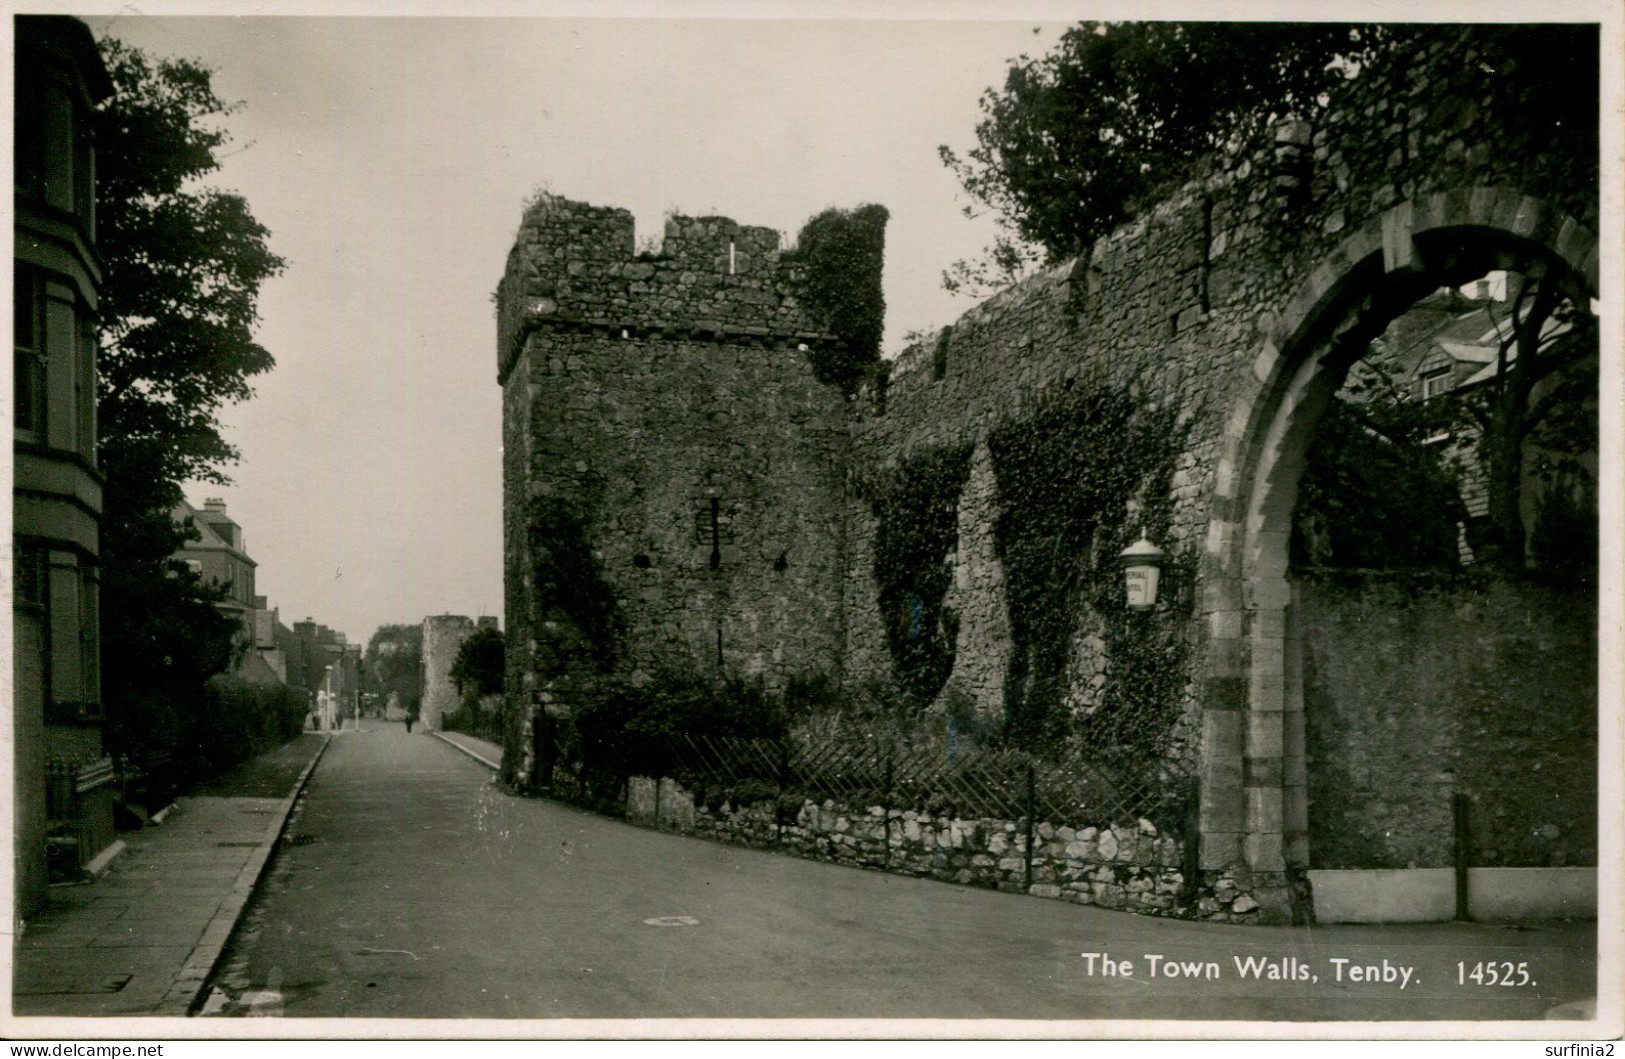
(205, 498), (228, 513)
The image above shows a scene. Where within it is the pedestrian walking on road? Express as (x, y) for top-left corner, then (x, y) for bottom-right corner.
(405, 703), (418, 734)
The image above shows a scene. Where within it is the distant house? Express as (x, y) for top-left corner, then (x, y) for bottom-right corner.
(171, 497), (287, 685)
(1360, 275), (1594, 564)
(13, 15), (116, 911)
(287, 618), (360, 729)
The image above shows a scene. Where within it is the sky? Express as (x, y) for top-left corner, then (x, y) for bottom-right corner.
(81, 7), (1078, 645)
(59, 0), (1622, 649)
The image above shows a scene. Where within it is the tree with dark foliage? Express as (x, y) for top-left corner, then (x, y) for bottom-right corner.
(946, 22), (1597, 571)
(939, 22), (1376, 289)
(449, 627), (505, 701)
(93, 38), (285, 769)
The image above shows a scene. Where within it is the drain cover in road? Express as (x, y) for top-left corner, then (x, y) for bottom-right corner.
(641, 915), (699, 927)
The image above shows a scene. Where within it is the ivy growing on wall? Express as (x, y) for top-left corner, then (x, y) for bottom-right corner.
(789, 204), (888, 394)
(987, 381), (1190, 764)
(527, 495), (624, 674)
(866, 443), (975, 707)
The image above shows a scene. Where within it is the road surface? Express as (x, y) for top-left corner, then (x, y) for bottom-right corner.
(201, 720), (1595, 1023)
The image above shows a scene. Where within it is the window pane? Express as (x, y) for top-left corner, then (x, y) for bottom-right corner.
(15, 351), (39, 432)
(81, 574), (100, 707)
(15, 270), (35, 349)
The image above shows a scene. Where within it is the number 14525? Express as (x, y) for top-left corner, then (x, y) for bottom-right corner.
(1457, 960), (1533, 987)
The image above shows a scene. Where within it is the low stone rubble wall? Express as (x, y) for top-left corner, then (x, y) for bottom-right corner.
(627, 775), (1261, 921)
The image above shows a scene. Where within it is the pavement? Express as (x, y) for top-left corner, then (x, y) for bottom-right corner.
(187, 719), (1602, 1026)
(432, 727), (502, 770)
(10, 733), (330, 1018)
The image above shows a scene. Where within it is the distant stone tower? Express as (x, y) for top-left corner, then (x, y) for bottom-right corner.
(497, 194), (880, 788)
(420, 614), (476, 732)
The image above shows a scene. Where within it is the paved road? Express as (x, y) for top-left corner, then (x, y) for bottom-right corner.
(202, 720), (1595, 1022)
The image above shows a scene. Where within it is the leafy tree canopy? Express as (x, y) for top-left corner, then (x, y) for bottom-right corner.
(364, 624), (425, 714)
(789, 204), (887, 392)
(940, 22), (1371, 287)
(940, 23), (1596, 293)
(95, 37), (286, 568)
(449, 627), (506, 700)
(93, 37), (284, 729)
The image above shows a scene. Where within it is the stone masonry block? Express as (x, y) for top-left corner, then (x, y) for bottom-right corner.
(1469, 186), (1499, 227)
(1247, 712), (1284, 758)
(1251, 342), (1280, 385)
(1554, 215), (1595, 275)
(1248, 672), (1284, 713)
(1201, 788), (1246, 833)
(1243, 755), (1283, 787)
(1208, 608), (1244, 643)
(1512, 195), (1549, 239)
(1247, 786), (1284, 833)
(1284, 710), (1305, 758)
(1204, 706), (1244, 756)
(1205, 748), (1244, 790)
(1203, 577), (1243, 615)
(1284, 787), (1308, 832)
(1201, 831), (1243, 870)
(1245, 830), (1285, 873)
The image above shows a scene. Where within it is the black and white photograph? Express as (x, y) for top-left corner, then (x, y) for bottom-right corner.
(5, 0), (1620, 1042)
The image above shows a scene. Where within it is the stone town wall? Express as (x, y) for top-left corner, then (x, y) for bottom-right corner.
(625, 776), (1261, 921)
(842, 23), (1598, 804)
(1299, 576), (1597, 871)
(421, 614), (475, 732)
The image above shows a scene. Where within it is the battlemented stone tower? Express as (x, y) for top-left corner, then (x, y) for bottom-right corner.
(420, 614), (475, 732)
(497, 195), (877, 783)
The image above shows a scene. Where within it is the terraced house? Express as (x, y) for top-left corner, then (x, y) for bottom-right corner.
(13, 14), (115, 914)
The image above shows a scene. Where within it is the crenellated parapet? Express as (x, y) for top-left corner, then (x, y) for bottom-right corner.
(497, 194), (846, 384)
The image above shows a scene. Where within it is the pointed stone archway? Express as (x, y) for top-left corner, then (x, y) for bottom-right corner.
(1197, 187), (1598, 921)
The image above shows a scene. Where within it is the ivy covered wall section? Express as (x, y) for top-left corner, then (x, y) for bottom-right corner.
(864, 442), (973, 707)
(987, 383), (1192, 766)
(789, 204), (889, 394)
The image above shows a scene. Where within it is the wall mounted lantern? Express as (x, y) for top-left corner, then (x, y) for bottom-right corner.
(1120, 537), (1167, 612)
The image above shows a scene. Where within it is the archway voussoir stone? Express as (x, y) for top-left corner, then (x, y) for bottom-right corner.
(1381, 200), (1417, 274)
(1277, 295), (1315, 349)
(1442, 187), (1473, 229)
(1203, 577), (1243, 615)
(1223, 399), (1257, 448)
(1212, 454), (1238, 501)
(1420, 190), (1452, 231)
(1338, 227), (1380, 271)
(1308, 261), (1343, 304)
(1554, 216), (1599, 288)
(1489, 186), (1525, 232)
(1250, 345), (1280, 385)
(1512, 194), (1550, 239)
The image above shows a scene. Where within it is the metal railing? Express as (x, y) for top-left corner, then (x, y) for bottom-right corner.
(665, 731), (1195, 835)
(443, 707), (503, 747)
